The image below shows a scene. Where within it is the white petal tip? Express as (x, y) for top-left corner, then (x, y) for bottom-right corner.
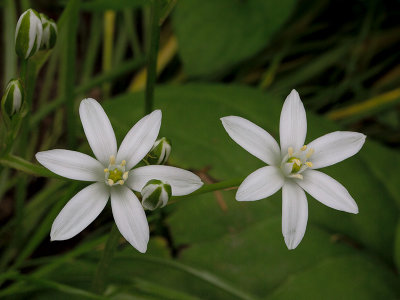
(349, 206), (359, 214)
(150, 109), (162, 119)
(80, 98), (98, 106)
(235, 192), (252, 202)
(284, 236), (300, 250)
(50, 233), (60, 241)
(136, 245), (148, 253)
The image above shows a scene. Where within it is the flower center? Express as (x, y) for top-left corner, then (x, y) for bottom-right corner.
(287, 157), (301, 173)
(281, 145), (314, 180)
(104, 155), (129, 186)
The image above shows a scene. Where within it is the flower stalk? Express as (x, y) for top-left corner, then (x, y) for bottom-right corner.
(91, 224), (120, 294)
(144, 0), (161, 114)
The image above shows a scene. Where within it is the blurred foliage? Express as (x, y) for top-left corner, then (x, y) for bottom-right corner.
(1, 0), (400, 299)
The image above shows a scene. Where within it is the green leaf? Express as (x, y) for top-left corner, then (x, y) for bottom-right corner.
(79, 0), (147, 11)
(104, 84), (399, 258)
(267, 255), (399, 299)
(394, 218), (400, 271)
(101, 84), (400, 298)
(172, 0), (297, 77)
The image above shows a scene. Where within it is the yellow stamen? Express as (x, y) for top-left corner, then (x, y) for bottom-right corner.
(118, 180), (124, 185)
(290, 174), (303, 180)
(293, 159), (301, 166)
(306, 161), (313, 167)
(104, 168), (109, 173)
(123, 172), (129, 180)
(121, 160), (126, 166)
(107, 179), (114, 186)
(288, 147), (294, 157)
(109, 155), (116, 165)
(301, 145), (307, 151)
(306, 148), (314, 159)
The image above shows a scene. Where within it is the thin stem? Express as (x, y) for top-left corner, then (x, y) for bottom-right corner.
(144, 0), (161, 114)
(126, 255), (259, 300)
(81, 13), (102, 84)
(0, 154), (65, 179)
(102, 10), (115, 98)
(30, 57), (146, 127)
(20, 60), (28, 91)
(173, 177), (244, 200)
(123, 9), (142, 57)
(91, 224), (120, 294)
(61, 0), (80, 148)
(3, 0), (17, 85)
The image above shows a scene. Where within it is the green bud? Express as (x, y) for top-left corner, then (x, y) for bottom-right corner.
(40, 14), (57, 50)
(141, 179), (172, 211)
(15, 9), (43, 59)
(1, 79), (24, 117)
(146, 137), (171, 165)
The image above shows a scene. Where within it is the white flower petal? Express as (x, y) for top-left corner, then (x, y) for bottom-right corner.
(308, 131), (366, 169)
(279, 90), (307, 155)
(126, 165), (203, 196)
(51, 183), (109, 241)
(111, 186), (149, 253)
(296, 170), (358, 213)
(220, 116), (281, 166)
(36, 149), (105, 181)
(282, 181), (308, 250)
(236, 166), (284, 201)
(117, 110), (162, 170)
(79, 98), (117, 166)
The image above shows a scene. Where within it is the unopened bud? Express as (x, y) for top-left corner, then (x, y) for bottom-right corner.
(141, 179), (172, 211)
(1, 79), (24, 117)
(40, 14), (57, 50)
(146, 137), (171, 165)
(15, 9), (43, 59)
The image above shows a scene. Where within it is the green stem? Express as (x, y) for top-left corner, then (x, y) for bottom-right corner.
(3, 0), (17, 85)
(102, 10), (115, 99)
(0, 154), (65, 179)
(61, 0), (80, 148)
(144, 0), (161, 114)
(30, 57), (145, 127)
(174, 177), (244, 200)
(91, 224), (120, 294)
(123, 9), (142, 57)
(126, 255), (260, 300)
(20, 60), (28, 90)
(81, 13), (102, 84)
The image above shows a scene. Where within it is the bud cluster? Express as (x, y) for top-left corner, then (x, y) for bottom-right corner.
(15, 9), (58, 59)
(141, 179), (172, 211)
(1, 79), (24, 118)
(146, 137), (171, 165)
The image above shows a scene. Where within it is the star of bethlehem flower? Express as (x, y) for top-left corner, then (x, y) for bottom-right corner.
(36, 99), (203, 253)
(221, 90), (366, 250)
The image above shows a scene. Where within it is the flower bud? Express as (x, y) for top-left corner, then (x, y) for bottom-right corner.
(1, 79), (24, 117)
(141, 179), (172, 211)
(146, 137), (171, 165)
(40, 14), (57, 50)
(15, 9), (43, 59)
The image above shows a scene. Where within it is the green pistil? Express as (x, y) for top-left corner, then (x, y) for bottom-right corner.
(287, 157), (301, 173)
(108, 169), (123, 182)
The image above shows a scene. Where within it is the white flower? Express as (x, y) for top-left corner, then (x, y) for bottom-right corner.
(221, 90), (366, 250)
(36, 99), (203, 253)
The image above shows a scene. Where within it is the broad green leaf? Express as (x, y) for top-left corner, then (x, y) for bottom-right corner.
(172, 0), (297, 77)
(78, 0), (147, 11)
(104, 84), (399, 261)
(267, 255), (399, 300)
(25, 83), (398, 299)
(395, 218), (400, 271)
